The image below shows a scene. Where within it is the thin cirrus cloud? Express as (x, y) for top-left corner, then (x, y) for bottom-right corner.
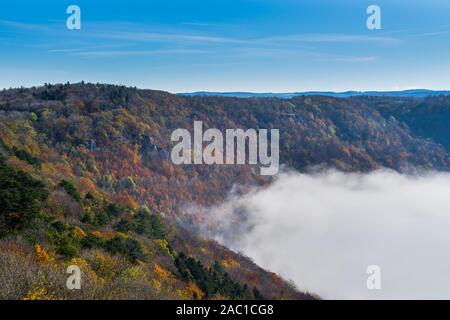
(66, 48), (206, 57)
(87, 28), (399, 46)
(327, 56), (378, 62)
(4, 18), (444, 45)
(259, 34), (399, 44)
(76, 29), (398, 59)
(87, 29), (251, 45)
(0, 19), (54, 32)
(0, 18), (399, 58)
(410, 29), (450, 37)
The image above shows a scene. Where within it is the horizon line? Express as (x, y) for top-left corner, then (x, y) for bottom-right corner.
(2, 82), (450, 95)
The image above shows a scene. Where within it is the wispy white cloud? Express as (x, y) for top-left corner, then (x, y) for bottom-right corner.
(89, 30), (251, 45)
(327, 56), (378, 63)
(411, 30), (450, 37)
(89, 30), (398, 46)
(69, 48), (205, 57)
(48, 48), (84, 53)
(180, 22), (233, 28)
(0, 19), (395, 69)
(262, 34), (398, 44)
(0, 19), (54, 32)
(0, 19), (399, 58)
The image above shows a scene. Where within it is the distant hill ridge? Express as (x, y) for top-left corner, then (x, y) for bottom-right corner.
(179, 89), (450, 99)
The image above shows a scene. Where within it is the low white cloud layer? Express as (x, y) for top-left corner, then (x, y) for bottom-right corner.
(184, 170), (450, 299)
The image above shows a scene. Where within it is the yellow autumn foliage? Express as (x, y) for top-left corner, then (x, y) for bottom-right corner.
(220, 258), (240, 269)
(120, 265), (147, 282)
(68, 257), (90, 269)
(91, 229), (115, 241)
(152, 279), (162, 291)
(188, 282), (205, 300)
(154, 239), (172, 257)
(177, 282), (205, 300)
(23, 285), (58, 301)
(176, 288), (191, 300)
(34, 244), (56, 268)
(90, 251), (118, 280)
(73, 226), (87, 239)
(23, 275), (59, 301)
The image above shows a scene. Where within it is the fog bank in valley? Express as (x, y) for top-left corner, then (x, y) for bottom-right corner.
(184, 170), (450, 299)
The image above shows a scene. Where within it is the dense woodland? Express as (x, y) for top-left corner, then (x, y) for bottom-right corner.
(1, 82), (450, 300)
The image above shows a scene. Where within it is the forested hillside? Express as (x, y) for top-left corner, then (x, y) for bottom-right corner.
(1, 82), (449, 300)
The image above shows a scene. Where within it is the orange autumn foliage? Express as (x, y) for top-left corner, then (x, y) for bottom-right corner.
(34, 244), (56, 267)
(153, 263), (171, 279)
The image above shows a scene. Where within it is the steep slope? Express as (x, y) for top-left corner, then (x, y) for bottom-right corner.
(0, 84), (313, 300)
(0, 83), (449, 300)
(362, 95), (450, 153)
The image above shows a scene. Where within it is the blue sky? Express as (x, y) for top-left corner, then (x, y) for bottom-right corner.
(1, 0), (450, 92)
